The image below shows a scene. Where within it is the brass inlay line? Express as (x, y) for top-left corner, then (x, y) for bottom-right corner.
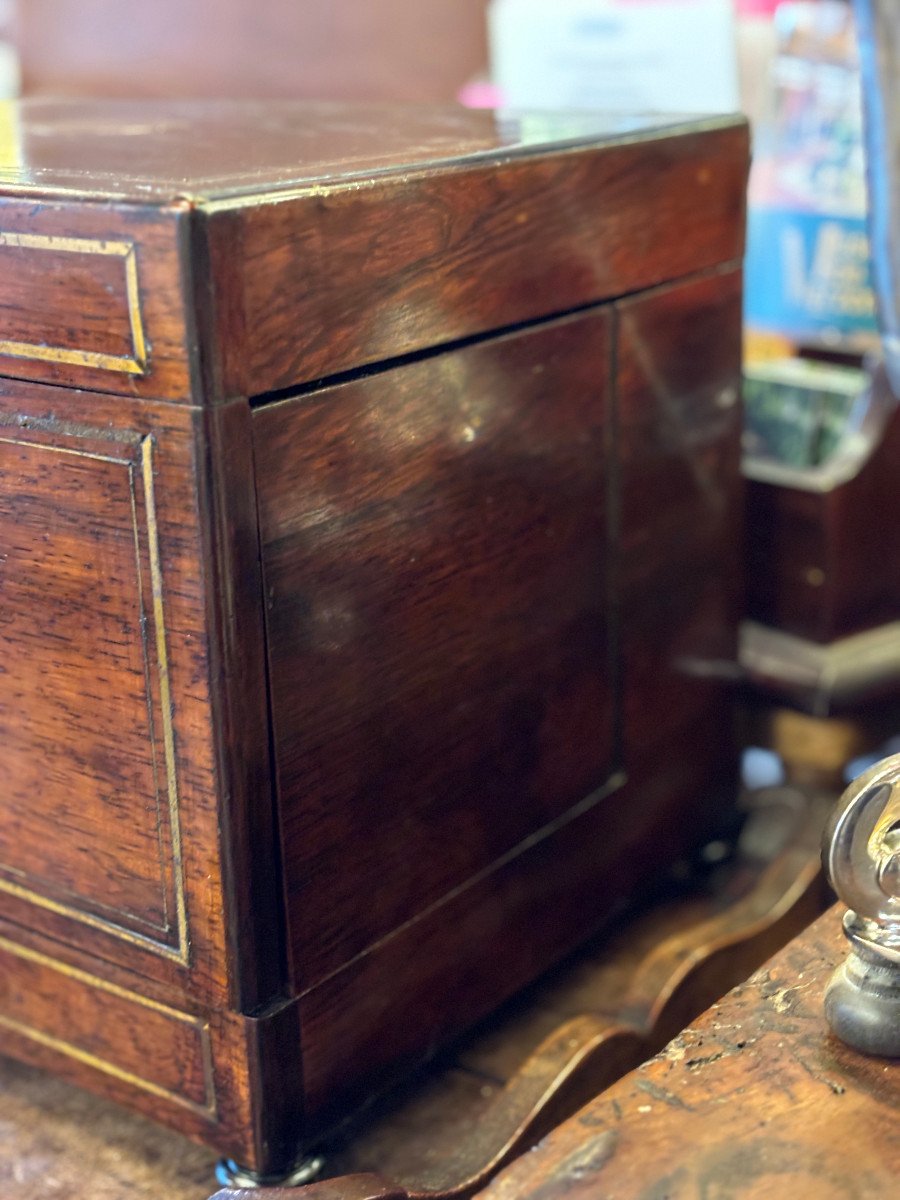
(0, 935), (217, 1118)
(141, 435), (190, 958)
(0, 410), (144, 446)
(2, 859), (165, 932)
(130, 460), (172, 933)
(0, 936), (196, 1020)
(0, 231), (148, 375)
(0, 878), (183, 958)
(0, 431), (189, 964)
(0, 436), (131, 466)
(0, 1016), (217, 1119)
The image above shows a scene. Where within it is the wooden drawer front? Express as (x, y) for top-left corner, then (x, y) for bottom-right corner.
(0, 935), (214, 1116)
(255, 309), (618, 989)
(0, 424), (185, 961)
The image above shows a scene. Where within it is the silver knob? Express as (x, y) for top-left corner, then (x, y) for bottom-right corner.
(822, 753), (900, 1057)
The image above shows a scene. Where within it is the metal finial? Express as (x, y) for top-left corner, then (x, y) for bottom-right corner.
(822, 753), (900, 1057)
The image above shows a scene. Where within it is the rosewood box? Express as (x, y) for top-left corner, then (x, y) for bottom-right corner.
(0, 100), (747, 1173)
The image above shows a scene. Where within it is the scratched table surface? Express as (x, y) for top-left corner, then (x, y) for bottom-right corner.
(475, 905), (900, 1200)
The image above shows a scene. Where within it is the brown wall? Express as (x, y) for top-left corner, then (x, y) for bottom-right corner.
(15, 0), (490, 103)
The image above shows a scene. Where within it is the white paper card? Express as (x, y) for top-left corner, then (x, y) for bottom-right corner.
(489, 0), (739, 114)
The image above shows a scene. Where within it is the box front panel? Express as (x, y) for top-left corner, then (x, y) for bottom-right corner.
(255, 308), (618, 991)
(277, 272), (744, 1128)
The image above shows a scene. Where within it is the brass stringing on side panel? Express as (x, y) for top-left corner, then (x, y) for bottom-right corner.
(0, 232), (147, 375)
(0, 427), (188, 964)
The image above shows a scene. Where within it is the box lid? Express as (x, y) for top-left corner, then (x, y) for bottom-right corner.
(0, 100), (748, 402)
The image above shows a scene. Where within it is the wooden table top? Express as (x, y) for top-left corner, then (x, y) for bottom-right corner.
(475, 904), (900, 1199)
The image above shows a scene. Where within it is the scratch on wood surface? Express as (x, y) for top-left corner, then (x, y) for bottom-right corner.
(635, 1078), (693, 1112)
(545, 1130), (619, 1185)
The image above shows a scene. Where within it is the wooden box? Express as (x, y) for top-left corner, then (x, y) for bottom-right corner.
(0, 100), (747, 1173)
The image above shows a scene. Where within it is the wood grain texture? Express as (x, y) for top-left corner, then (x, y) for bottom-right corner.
(474, 905), (900, 1199)
(0, 380), (305, 1167)
(0, 378), (236, 1003)
(0, 198), (194, 401)
(0, 233), (136, 359)
(219, 123), (748, 398)
(253, 271), (744, 1137)
(256, 310), (618, 991)
(0, 934), (216, 1115)
(0, 422), (187, 949)
(293, 722), (743, 1139)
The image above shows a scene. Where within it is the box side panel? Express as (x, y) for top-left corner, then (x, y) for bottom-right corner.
(616, 266), (744, 788)
(0, 379), (301, 1170)
(255, 308), (620, 994)
(291, 268), (743, 1129)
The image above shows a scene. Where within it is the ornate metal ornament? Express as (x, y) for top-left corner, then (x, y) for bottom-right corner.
(822, 753), (900, 1057)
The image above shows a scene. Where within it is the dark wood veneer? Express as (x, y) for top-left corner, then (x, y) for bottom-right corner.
(618, 267), (744, 758)
(0, 198), (193, 400)
(226, 124), (747, 398)
(255, 311), (618, 989)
